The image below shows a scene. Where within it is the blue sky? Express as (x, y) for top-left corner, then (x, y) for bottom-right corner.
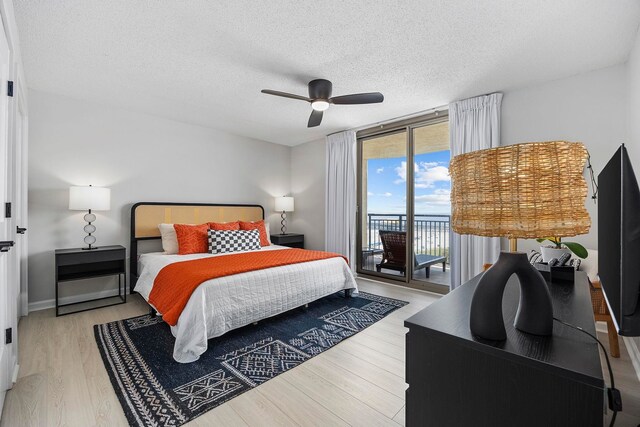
(366, 150), (451, 215)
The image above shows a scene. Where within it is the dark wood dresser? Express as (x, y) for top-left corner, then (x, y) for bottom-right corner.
(404, 271), (604, 426)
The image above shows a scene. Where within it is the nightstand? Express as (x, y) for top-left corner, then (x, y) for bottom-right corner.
(55, 245), (126, 316)
(270, 233), (304, 248)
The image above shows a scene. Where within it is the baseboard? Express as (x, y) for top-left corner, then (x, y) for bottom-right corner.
(28, 299), (55, 312)
(28, 287), (130, 313)
(622, 336), (640, 384)
(11, 364), (19, 384)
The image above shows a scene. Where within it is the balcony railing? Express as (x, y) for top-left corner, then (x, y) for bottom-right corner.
(366, 213), (450, 262)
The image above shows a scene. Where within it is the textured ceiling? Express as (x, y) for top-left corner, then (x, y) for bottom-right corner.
(15, 1), (640, 146)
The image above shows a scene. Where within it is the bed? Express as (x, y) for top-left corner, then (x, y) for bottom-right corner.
(130, 202), (357, 363)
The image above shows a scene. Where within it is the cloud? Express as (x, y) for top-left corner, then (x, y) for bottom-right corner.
(415, 189), (451, 214)
(368, 192), (393, 197)
(376, 167), (384, 174)
(367, 191), (374, 196)
(382, 192), (392, 197)
(414, 189), (451, 206)
(421, 161), (439, 168)
(394, 161), (450, 188)
(416, 163), (450, 188)
(394, 161), (409, 184)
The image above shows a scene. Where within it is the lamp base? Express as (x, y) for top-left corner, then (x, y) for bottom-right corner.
(82, 209), (98, 249)
(470, 251), (553, 341)
(280, 211), (287, 235)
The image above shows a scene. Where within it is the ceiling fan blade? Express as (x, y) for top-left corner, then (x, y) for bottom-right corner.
(330, 92), (384, 105)
(261, 89), (312, 102)
(308, 110), (323, 127)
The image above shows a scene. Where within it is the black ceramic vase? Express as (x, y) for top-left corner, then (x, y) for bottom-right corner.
(470, 251), (553, 341)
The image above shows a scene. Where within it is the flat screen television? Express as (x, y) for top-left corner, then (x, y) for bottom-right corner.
(598, 144), (640, 336)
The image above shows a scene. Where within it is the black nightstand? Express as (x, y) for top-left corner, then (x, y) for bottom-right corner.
(55, 245), (126, 316)
(270, 233), (304, 248)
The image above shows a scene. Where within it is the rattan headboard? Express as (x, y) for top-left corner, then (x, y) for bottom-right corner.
(129, 202), (264, 291)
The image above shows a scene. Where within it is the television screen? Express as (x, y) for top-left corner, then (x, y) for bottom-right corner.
(598, 144), (640, 336)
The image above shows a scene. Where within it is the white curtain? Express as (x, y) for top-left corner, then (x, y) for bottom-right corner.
(325, 130), (357, 271)
(450, 93), (503, 289)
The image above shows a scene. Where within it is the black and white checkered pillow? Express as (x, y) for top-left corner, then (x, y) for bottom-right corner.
(208, 229), (261, 254)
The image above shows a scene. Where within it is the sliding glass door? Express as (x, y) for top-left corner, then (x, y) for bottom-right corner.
(357, 113), (451, 293)
(359, 129), (407, 278)
(410, 119), (451, 288)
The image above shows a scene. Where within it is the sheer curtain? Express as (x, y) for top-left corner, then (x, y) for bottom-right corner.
(325, 130), (357, 270)
(449, 93), (502, 289)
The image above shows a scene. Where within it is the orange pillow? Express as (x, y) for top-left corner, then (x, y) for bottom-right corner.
(239, 220), (270, 247)
(174, 224), (208, 255)
(208, 221), (240, 231)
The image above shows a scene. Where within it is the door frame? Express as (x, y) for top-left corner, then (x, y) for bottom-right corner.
(0, 5), (13, 409)
(356, 111), (450, 294)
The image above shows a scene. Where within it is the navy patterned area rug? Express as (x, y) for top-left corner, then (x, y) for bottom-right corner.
(94, 291), (408, 427)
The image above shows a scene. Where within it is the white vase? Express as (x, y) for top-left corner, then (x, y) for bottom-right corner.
(540, 246), (571, 262)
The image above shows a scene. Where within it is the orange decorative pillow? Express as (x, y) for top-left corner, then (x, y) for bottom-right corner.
(208, 221), (240, 231)
(174, 223), (208, 255)
(239, 220), (270, 246)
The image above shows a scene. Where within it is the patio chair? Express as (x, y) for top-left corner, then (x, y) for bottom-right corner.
(376, 230), (446, 278)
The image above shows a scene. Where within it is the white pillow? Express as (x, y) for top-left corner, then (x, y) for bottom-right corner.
(265, 222), (272, 244)
(158, 223), (179, 254)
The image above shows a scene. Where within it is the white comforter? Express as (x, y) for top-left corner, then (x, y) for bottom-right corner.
(135, 245), (358, 363)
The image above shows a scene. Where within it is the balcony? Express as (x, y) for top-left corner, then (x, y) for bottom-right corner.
(361, 213), (450, 287)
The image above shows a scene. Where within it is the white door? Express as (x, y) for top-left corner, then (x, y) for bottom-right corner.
(16, 90), (27, 318)
(0, 14), (14, 413)
(6, 78), (26, 388)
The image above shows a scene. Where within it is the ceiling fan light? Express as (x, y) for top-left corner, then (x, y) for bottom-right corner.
(311, 100), (330, 111)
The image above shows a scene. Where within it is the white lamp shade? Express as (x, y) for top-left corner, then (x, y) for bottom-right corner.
(69, 186), (111, 211)
(275, 196), (294, 212)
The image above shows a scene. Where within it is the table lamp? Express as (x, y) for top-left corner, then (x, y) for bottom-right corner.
(69, 185), (111, 250)
(275, 196), (294, 234)
(450, 141), (590, 340)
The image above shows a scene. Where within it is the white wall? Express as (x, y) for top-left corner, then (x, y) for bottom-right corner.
(290, 138), (326, 250)
(625, 26), (640, 381)
(629, 28), (640, 167)
(501, 64), (628, 253)
(28, 89), (291, 307)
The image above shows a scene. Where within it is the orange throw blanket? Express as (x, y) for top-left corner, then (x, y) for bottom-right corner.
(149, 249), (347, 326)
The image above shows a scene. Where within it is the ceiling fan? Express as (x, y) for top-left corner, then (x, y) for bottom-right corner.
(261, 79), (384, 128)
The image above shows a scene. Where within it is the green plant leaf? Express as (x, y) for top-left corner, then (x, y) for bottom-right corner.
(562, 242), (588, 259)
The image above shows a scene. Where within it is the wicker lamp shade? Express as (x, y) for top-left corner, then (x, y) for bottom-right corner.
(450, 141), (591, 239)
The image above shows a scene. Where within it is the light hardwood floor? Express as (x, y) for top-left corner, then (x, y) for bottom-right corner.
(2, 279), (639, 426)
